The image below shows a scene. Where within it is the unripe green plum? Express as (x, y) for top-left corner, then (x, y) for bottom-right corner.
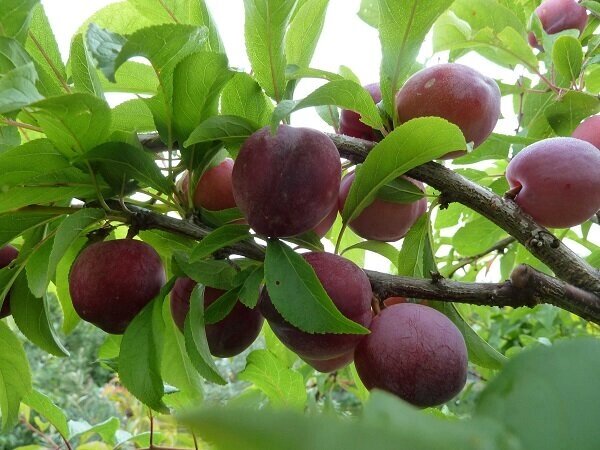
(180, 158), (237, 210)
(506, 137), (600, 228)
(338, 172), (427, 242)
(572, 115), (600, 149)
(529, 0), (588, 47)
(354, 303), (468, 407)
(302, 351), (354, 373)
(69, 239), (166, 334)
(259, 252), (372, 361)
(0, 245), (18, 318)
(339, 83), (382, 141)
(395, 64), (501, 157)
(233, 126), (341, 237)
(170, 277), (263, 358)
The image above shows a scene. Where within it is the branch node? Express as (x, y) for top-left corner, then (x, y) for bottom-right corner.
(430, 271), (444, 283)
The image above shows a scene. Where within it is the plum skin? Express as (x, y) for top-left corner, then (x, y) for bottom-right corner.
(339, 83), (382, 141)
(170, 277), (264, 358)
(339, 172), (427, 242)
(180, 158), (237, 211)
(572, 116), (600, 149)
(0, 245), (19, 318)
(535, 0), (588, 35)
(312, 203), (338, 238)
(506, 137), (600, 228)
(395, 64), (501, 157)
(69, 239), (166, 334)
(232, 125), (341, 237)
(354, 303), (468, 408)
(259, 252), (373, 362)
(302, 351), (354, 373)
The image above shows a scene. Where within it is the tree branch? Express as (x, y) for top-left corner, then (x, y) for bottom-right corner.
(99, 203), (600, 325)
(445, 236), (516, 278)
(327, 133), (600, 295)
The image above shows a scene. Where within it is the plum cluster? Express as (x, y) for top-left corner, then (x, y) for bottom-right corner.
(2, 57), (596, 410)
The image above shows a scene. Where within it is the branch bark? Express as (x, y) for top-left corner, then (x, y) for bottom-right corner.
(100, 203), (600, 325)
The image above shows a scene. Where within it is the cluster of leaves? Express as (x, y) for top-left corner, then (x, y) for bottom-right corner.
(0, 0), (598, 448)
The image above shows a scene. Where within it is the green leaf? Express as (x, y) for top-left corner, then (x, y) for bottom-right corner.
(378, 0), (455, 116)
(128, 0), (224, 53)
(99, 62), (158, 94)
(397, 214), (429, 277)
(184, 284), (226, 384)
(271, 80), (383, 131)
(552, 35), (584, 82)
(204, 286), (243, 325)
(243, 0), (295, 101)
(110, 99), (155, 134)
(11, 273), (69, 357)
(119, 280), (174, 413)
(70, 34), (105, 98)
(190, 224), (251, 262)
(81, 142), (173, 194)
(22, 389), (68, 438)
(173, 51), (233, 143)
(0, 62), (43, 114)
(239, 264), (264, 308)
(342, 118), (465, 223)
(112, 24), (208, 85)
(77, 1), (153, 36)
(453, 217), (507, 257)
(185, 115), (260, 148)
(47, 208), (105, 285)
(544, 91), (600, 135)
(173, 253), (237, 290)
(285, 0), (330, 69)
(25, 3), (67, 90)
(0, 211), (56, 248)
(0, 0), (39, 42)
(358, 0), (379, 28)
(85, 24), (127, 80)
(29, 93), (112, 158)
(238, 349), (306, 409)
(376, 177), (426, 203)
(264, 240), (369, 334)
(161, 300), (204, 403)
(342, 241), (399, 269)
(433, 302), (506, 370)
(55, 238), (84, 334)
(0, 125), (20, 152)
(0, 321), (32, 431)
(180, 389), (515, 450)
(476, 338), (600, 448)
(24, 224), (54, 298)
(68, 417), (120, 444)
(221, 72), (274, 127)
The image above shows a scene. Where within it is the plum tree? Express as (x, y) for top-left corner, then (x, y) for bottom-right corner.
(338, 172), (427, 241)
(232, 125), (341, 237)
(572, 115), (600, 149)
(395, 64), (501, 158)
(180, 158), (236, 210)
(339, 83), (382, 141)
(259, 252), (372, 371)
(506, 137), (600, 228)
(170, 277), (264, 358)
(354, 303), (468, 407)
(528, 0), (588, 47)
(69, 239), (166, 334)
(0, 245), (19, 318)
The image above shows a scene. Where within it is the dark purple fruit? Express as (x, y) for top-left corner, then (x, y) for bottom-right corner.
(69, 239), (166, 334)
(232, 125), (341, 237)
(0, 245), (19, 318)
(354, 303), (468, 407)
